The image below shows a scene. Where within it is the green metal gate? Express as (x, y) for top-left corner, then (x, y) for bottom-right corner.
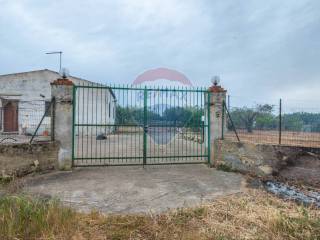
(72, 85), (210, 166)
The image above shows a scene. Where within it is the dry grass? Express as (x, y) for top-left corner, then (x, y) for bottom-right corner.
(1, 190), (319, 240)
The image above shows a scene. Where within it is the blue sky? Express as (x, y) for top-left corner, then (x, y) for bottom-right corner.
(0, 0), (319, 104)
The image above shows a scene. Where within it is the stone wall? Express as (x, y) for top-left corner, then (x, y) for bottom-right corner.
(214, 140), (319, 176)
(0, 142), (59, 177)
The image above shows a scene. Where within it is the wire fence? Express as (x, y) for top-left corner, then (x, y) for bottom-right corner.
(0, 100), (52, 144)
(223, 96), (320, 148)
(2, 93), (319, 149)
(281, 100), (320, 148)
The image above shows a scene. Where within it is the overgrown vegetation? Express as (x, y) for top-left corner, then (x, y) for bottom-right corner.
(1, 190), (319, 240)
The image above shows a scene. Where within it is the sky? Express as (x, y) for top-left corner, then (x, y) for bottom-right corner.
(0, 0), (320, 106)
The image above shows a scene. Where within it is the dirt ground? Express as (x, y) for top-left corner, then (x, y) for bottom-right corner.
(225, 130), (320, 148)
(278, 153), (320, 187)
(73, 131), (207, 166)
(22, 165), (245, 213)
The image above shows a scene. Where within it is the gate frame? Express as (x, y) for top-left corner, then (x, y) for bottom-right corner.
(71, 85), (212, 167)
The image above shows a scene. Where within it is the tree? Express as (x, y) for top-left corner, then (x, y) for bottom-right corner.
(116, 105), (162, 125)
(162, 107), (191, 125)
(229, 104), (275, 133)
(282, 113), (304, 131)
(162, 106), (202, 127)
(255, 113), (278, 130)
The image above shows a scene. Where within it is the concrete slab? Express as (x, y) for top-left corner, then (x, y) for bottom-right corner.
(23, 165), (245, 213)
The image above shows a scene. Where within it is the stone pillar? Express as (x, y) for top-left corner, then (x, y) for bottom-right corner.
(208, 82), (227, 166)
(50, 77), (74, 170)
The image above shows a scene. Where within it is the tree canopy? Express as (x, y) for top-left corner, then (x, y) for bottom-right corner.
(228, 104), (320, 133)
(116, 105), (203, 128)
(229, 104), (275, 132)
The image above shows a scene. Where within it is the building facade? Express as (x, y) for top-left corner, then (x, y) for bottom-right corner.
(0, 69), (116, 136)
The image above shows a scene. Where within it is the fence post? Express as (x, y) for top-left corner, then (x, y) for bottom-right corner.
(51, 97), (55, 141)
(50, 77), (74, 170)
(208, 81), (227, 166)
(279, 98), (282, 145)
(221, 100), (225, 140)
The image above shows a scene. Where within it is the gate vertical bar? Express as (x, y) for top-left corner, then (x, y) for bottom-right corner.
(71, 85), (76, 167)
(143, 87), (147, 165)
(207, 91), (211, 165)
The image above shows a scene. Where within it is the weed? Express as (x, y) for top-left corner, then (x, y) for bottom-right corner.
(0, 176), (13, 185)
(217, 163), (234, 172)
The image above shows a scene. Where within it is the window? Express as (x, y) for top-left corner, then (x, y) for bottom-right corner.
(44, 101), (51, 117)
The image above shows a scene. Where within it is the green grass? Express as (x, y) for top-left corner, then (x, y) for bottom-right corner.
(0, 195), (77, 240)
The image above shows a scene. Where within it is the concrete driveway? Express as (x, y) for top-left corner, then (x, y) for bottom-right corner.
(23, 165), (245, 213)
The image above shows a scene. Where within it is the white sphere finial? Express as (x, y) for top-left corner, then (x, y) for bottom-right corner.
(211, 75), (220, 86)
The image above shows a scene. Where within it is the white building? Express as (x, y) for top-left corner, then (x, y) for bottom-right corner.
(0, 69), (116, 136)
